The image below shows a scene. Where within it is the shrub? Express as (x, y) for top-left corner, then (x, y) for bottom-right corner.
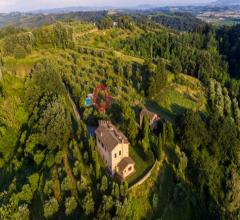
(14, 44), (27, 59)
(65, 196), (77, 216)
(43, 197), (59, 218)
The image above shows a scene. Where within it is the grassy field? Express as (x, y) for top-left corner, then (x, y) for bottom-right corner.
(127, 146), (154, 186)
(2, 49), (59, 77)
(76, 27), (143, 50)
(147, 73), (207, 120)
(202, 18), (240, 26)
(71, 21), (96, 34)
(113, 50), (144, 64)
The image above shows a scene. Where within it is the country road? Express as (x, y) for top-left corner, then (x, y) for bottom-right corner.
(65, 85), (96, 136)
(66, 86), (81, 122)
(74, 28), (99, 39)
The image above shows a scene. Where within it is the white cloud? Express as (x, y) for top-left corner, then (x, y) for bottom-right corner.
(0, 0), (18, 12)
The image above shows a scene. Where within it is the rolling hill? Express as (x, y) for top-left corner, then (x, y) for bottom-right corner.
(211, 0), (240, 5)
(1, 11), (240, 220)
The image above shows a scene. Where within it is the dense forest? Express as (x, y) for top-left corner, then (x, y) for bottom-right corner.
(150, 12), (208, 32)
(217, 24), (240, 79)
(0, 10), (240, 220)
(0, 11), (107, 28)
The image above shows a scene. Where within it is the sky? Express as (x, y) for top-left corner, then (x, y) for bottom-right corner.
(0, 0), (213, 13)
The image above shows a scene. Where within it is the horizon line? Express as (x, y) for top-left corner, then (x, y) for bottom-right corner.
(0, 2), (211, 14)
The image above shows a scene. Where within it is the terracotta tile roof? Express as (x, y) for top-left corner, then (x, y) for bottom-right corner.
(95, 120), (129, 152)
(117, 157), (135, 174)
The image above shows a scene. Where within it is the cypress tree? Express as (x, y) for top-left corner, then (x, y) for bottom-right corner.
(166, 122), (174, 144)
(142, 116), (150, 155)
(157, 134), (163, 161)
(100, 176), (108, 192)
(162, 123), (166, 145)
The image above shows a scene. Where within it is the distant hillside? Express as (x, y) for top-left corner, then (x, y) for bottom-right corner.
(30, 6), (114, 14)
(211, 0), (240, 5)
(150, 12), (208, 32)
(0, 11), (106, 28)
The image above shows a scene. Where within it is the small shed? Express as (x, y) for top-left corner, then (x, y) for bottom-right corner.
(140, 108), (160, 131)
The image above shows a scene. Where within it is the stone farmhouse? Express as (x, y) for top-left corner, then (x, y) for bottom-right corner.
(95, 120), (135, 179)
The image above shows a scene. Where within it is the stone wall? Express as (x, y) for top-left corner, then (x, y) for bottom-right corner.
(128, 160), (157, 191)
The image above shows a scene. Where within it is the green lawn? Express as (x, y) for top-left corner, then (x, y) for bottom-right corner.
(76, 27), (143, 50)
(146, 73), (207, 121)
(113, 51), (144, 64)
(146, 100), (175, 122)
(158, 87), (199, 113)
(127, 146), (154, 186)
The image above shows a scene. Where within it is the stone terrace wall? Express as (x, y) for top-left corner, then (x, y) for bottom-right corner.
(128, 160), (158, 191)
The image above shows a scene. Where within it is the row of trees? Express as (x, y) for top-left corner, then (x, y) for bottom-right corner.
(97, 15), (134, 30)
(1, 22), (74, 59)
(144, 59), (168, 98)
(217, 24), (240, 78)
(33, 22), (74, 49)
(209, 79), (240, 130)
(176, 107), (240, 219)
(2, 31), (34, 58)
(0, 25), (25, 39)
(151, 12), (209, 32)
(118, 30), (228, 83)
